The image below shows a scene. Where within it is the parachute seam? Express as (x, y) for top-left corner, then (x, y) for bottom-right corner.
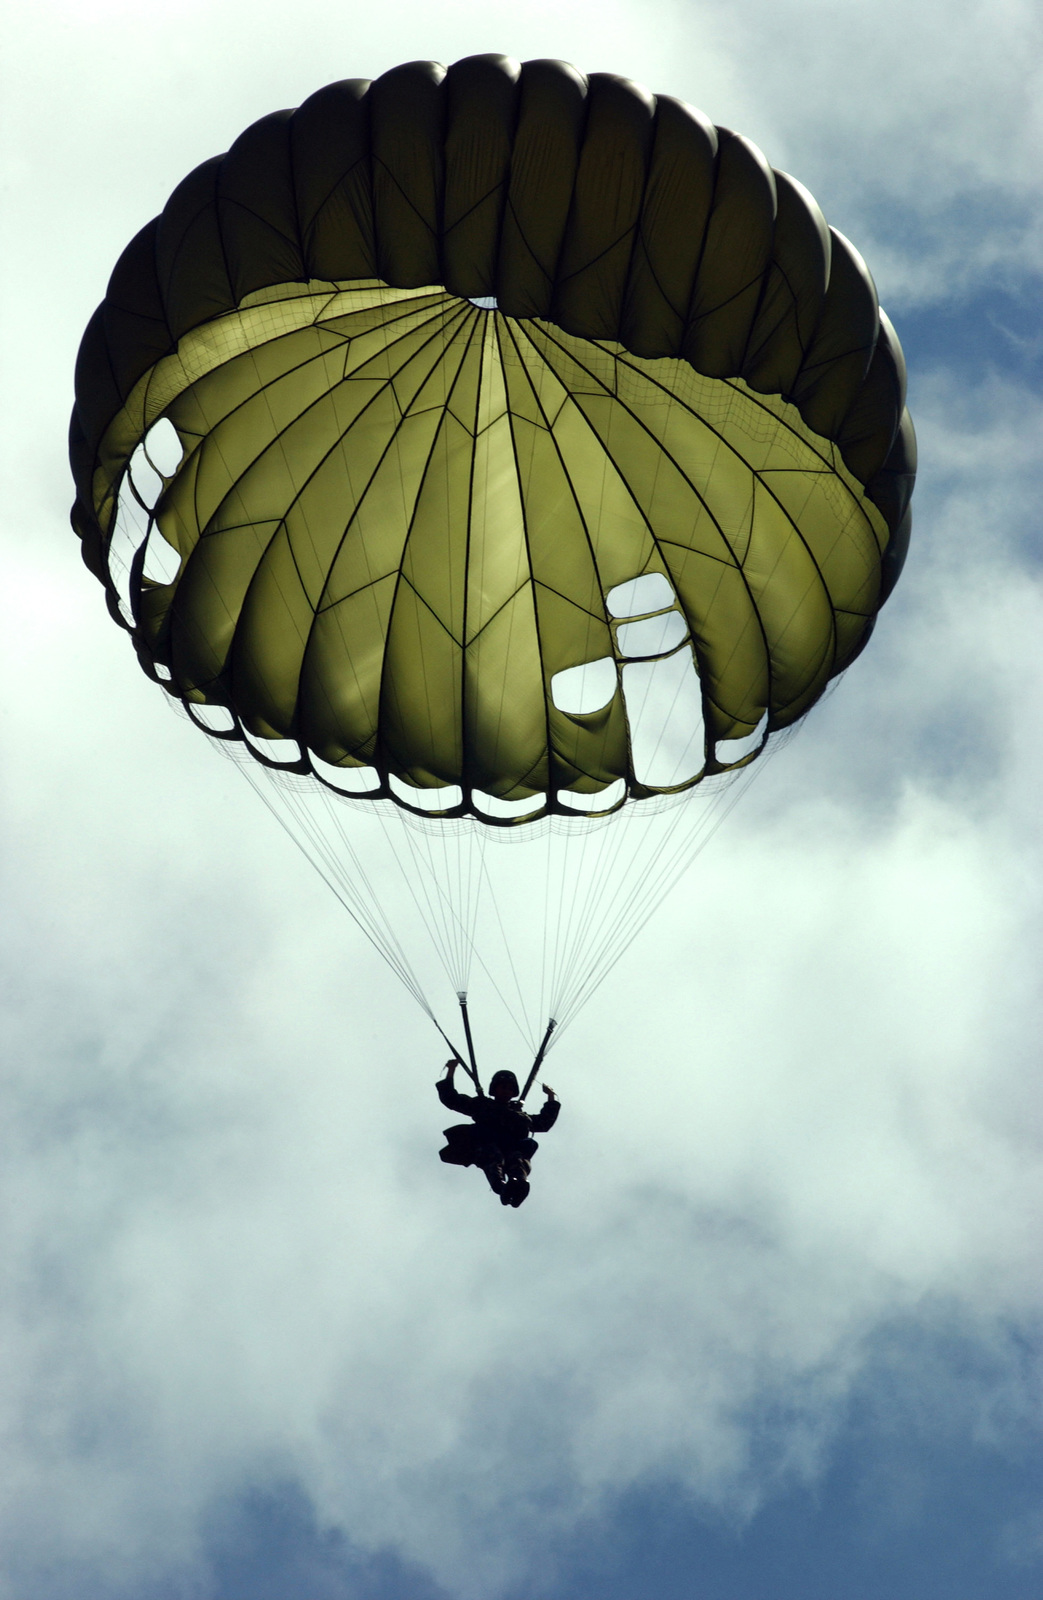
(503, 316), (624, 794)
(529, 321), (775, 756)
(443, 177), (509, 238)
(626, 232), (687, 336)
(395, 571), (465, 648)
(458, 307), (483, 800)
(751, 469), (844, 685)
(497, 312), (554, 808)
(736, 241), (785, 378)
(217, 196), (302, 254)
(147, 294), (453, 593)
(679, 135), (721, 335)
(188, 303), (456, 595)
(372, 156), (439, 244)
(298, 157), (369, 251)
(618, 105), (686, 336)
(501, 75), (592, 301)
(686, 268), (767, 328)
(210, 158), (240, 312)
(833, 329), (903, 481)
(788, 239), (880, 430)
(742, 257), (802, 377)
(626, 113), (715, 333)
(157, 163), (230, 327)
(285, 109), (308, 269)
(553, 222), (643, 289)
(372, 306), (486, 788)
(187, 297), (471, 727)
(231, 298), (468, 609)
(533, 577), (605, 624)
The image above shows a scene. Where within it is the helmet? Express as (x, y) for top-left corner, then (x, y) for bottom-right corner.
(489, 1070), (520, 1098)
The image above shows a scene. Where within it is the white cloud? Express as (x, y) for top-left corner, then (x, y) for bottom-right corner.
(668, 0), (1043, 303)
(0, 3), (1040, 1596)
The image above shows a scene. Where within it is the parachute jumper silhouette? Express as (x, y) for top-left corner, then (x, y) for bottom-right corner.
(70, 56), (915, 1080)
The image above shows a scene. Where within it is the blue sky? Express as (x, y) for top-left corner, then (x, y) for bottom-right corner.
(188, 1311), (1043, 1600)
(1, 2), (1040, 1597)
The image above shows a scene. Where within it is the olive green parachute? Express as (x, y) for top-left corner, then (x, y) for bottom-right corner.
(70, 54), (915, 830)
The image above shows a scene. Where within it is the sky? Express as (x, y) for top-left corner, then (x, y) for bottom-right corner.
(1, 1), (1041, 1596)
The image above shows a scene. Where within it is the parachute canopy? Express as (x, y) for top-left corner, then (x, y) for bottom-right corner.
(71, 55), (915, 827)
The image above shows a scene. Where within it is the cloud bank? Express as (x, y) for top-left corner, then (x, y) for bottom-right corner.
(0, 2), (1040, 1595)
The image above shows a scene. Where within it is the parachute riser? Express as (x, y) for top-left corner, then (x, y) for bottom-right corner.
(457, 993), (484, 1095)
(429, 1013), (481, 1094)
(520, 1018), (557, 1102)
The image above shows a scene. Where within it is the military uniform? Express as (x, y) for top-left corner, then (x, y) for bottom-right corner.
(437, 1078), (560, 1204)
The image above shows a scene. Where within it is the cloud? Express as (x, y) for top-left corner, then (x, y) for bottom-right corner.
(667, 0), (1043, 304)
(0, 2), (1040, 1596)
